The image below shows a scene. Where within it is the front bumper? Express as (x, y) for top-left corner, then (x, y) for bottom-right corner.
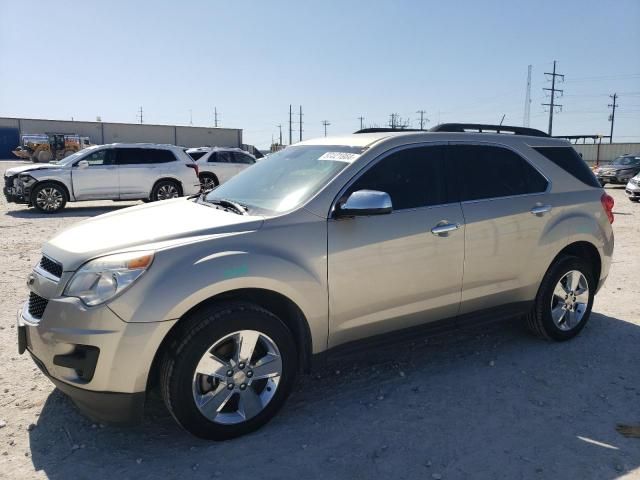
(597, 172), (636, 184)
(626, 182), (640, 199)
(17, 268), (177, 424)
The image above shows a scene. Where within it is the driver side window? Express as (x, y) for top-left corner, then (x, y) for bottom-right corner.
(348, 146), (449, 210)
(80, 150), (112, 166)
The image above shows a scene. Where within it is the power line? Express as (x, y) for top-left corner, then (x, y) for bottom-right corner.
(542, 60), (564, 135)
(137, 106), (143, 124)
(608, 93), (619, 144)
(416, 110), (428, 130)
(321, 120), (330, 137)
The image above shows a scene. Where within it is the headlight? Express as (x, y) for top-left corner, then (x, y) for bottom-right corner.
(64, 251), (154, 306)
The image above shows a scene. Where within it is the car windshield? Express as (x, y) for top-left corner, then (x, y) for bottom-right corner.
(613, 155), (640, 166)
(203, 145), (364, 213)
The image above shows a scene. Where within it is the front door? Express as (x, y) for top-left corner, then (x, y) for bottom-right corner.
(327, 144), (465, 347)
(71, 148), (118, 200)
(207, 151), (239, 184)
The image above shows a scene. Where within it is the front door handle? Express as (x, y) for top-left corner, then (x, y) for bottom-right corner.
(530, 204), (552, 216)
(431, 222), (460, 236)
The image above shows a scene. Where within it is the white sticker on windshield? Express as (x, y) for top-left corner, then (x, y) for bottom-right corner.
(318, 152), (360, 162)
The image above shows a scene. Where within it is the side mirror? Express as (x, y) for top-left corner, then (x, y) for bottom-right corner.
(77, 160), (89, 169)
(335, 189), (392, 217)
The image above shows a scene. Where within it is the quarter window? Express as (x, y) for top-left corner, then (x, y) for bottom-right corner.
(348, 146), (449, 210)
(450, 145), (548, 201)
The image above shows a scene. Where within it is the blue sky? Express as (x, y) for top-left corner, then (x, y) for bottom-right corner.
(1, 0), (639, 148)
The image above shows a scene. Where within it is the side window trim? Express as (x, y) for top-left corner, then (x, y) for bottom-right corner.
(329, 141), (454, 217)
(448, 141), (552, 204)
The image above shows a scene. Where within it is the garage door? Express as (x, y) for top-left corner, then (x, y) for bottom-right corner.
(0, 127), (19, 159)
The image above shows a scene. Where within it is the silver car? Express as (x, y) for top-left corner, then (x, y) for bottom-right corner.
(3, 143), (200, 213)
(195, 147), (256, 190)
(17, 124), (614, 439)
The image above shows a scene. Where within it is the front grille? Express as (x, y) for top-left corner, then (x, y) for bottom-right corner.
(28, 292), (48, 319)
(39, 256), (63, 278)
(4, 175), (15, 189)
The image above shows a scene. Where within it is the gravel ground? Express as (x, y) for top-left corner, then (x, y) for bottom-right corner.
(0, 160), (639, 479)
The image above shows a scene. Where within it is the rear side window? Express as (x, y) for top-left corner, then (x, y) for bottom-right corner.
(232, 152), (255, 164)
(348, 145), (450, 210)
(214, 152), (233, 163)
(116, 148), (175, 164)
(188, 151), (208, 161)
(533, 146), (600, 188)
(450, 145), (548, 202)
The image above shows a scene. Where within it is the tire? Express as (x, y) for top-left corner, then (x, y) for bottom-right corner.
(525, 255), (595, 341)
(151, 180), (181, 201)
(37, 150), (52, 163)
(199, 173), (219, 191)
(31, 182), (68, 214)
(160, 302), (297, 440)
(629, 197), (639, 203)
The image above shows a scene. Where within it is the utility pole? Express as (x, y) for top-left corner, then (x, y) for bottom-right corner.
(213, 107), (219, 127)
(523, 65), (532, 127)
(357, 116), (364, 130)
(321, 120), (330, 137)
(416, 110), (428, 130)
(189, 109), (193, 126)
(608, 93), (618, 144)
(289, 105), (293, 145)
(137, 106), (143, 124)
(542, 60), (564, 135)
(298, 105), (303, 142)
(276, 124), (283, 145)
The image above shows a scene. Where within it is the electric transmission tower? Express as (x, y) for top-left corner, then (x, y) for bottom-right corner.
(321, 120), (331, 137)
(542, 60), (564, 135)
(416, 110), (428, 130)
(137, 106), (143, 124)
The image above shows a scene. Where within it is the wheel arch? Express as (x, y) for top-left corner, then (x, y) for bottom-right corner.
(147, 288), (313, 391)
(151, 177), (184, 196)
(199, 171), (219, 184)
(549, 241), (602, 287)
(30, 179), (71, 204)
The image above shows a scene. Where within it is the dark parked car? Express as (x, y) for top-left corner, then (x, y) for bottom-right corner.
(595, 154), (640, 186)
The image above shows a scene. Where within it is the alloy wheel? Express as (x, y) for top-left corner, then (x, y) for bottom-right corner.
(36, 187), (63, 211)
(550, 270), (590, 331)
(192, 330), (282, 425)
(157, 184), (179, 200)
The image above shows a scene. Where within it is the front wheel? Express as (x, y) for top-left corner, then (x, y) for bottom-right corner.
(526, 256), (595, 341)
(160, 303), (297, 440)
(31, 182), (67, 214)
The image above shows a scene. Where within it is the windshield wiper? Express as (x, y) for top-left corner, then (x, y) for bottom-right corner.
(205, 198), (249, 215)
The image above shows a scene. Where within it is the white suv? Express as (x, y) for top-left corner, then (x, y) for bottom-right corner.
(195, 148), (256, 190)
(3, 143), (200, 213)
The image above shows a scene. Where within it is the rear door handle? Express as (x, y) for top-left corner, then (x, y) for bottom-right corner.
(530, 204), (552, 216)
(431, 222), (460, 236)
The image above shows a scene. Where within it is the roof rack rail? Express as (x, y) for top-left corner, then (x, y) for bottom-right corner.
(354, 128), (423, 134)
(429, 123), (549, 137)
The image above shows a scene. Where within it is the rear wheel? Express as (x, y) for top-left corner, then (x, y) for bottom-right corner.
(160, 302), (297, 440)
(31, 182), (67, 214)
(37, 150), (52, 163)
(526, 256), (595, 341)
(151, 180), (181, 201)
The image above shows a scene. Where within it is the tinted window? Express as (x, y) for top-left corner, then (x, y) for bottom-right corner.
(348, 146), (449, 210)
(232, 152), (255, 164)
(188, 151), (208, 161)
(533, 146), (600, 188)
(211, 152), (233, 163)
(451, 145), (548, 201)
(116, 148), (175, 164)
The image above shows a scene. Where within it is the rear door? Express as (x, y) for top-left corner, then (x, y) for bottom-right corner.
(116, 148), (177, 199)
(230, 151), (256, 177)
(71, 148), (119, 200)
(448, 143), (552, 314)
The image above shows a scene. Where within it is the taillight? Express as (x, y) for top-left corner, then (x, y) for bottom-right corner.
(601, 192), (614, 224)
(186, 163), (199, 177)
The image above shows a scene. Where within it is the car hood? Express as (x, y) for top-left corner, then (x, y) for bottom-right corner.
(43, 198), (264, 271)
(5, 164), (62, 176)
